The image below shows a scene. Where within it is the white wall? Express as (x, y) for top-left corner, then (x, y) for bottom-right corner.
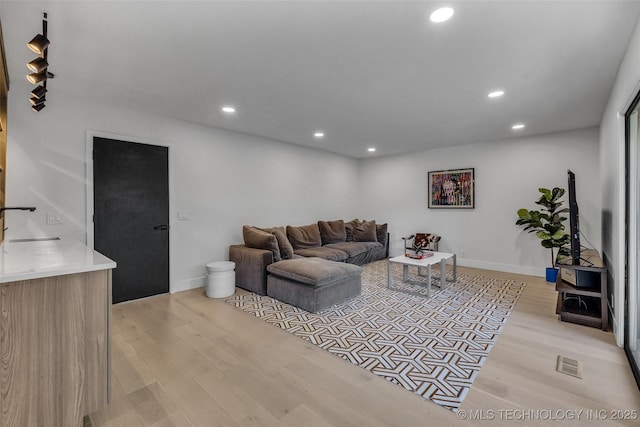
(357, 127), (601, 277)
(600, 18), (640, 345)
(5, 80), (359, 292)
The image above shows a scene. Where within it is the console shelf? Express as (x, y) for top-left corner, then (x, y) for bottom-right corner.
(555, 248), (608, 331)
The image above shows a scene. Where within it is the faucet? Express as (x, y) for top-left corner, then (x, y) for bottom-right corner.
(0, 207), (37, 219)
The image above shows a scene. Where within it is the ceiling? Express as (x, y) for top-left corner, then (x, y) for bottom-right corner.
(2, 1), (640, 158)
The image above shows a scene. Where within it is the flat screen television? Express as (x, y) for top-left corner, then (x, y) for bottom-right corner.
(567, 170), (581, 265)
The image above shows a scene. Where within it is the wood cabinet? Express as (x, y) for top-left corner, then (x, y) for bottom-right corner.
(0, 270), (112, 426)
(555, 248), (608, 331)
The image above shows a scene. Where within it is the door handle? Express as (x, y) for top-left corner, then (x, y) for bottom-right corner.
(153, 225), (169, 231)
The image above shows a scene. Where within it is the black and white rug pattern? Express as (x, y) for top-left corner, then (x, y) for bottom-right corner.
(226, 259), (525, 411)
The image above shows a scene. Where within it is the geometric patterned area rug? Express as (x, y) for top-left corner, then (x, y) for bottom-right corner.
(225, 259), (525, 412)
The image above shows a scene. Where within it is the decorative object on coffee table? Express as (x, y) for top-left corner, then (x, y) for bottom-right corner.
(402, 233), (441, 254)
(428, 168), (474, 208)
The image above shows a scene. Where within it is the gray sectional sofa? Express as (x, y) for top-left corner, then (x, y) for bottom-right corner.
(229, 219), (388, 297)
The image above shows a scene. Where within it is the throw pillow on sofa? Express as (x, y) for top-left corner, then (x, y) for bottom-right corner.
(345, 222), (353, 241)
(286, 223), (322, 249)
(376, 222), (388, 245)
(259, 226), (295, 260)
(243, 225), (281, 262)
(348, 219), (377, 242)
(318, 219), (347, 245)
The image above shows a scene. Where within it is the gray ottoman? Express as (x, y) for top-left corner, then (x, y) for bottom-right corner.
(266, 257), (362, 313)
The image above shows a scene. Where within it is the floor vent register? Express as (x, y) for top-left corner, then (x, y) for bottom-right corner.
(556, 355), (582, 379)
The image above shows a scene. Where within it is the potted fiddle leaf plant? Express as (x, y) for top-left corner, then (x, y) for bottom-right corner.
(516, 187), (571, 282)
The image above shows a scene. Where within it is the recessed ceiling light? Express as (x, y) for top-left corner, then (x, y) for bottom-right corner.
(430, 7), (454, 23)
(221, 106), (236, 114)
(314, 131), (325, 138)
(368, 147), (376, 152)
(512, 123), (525, 130)
(488, 90), (505, 98)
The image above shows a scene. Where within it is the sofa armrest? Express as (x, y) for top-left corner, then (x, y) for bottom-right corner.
(229, 244), (274, 295)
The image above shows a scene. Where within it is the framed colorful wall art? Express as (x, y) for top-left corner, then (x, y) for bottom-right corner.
(428, 168), (475, 209)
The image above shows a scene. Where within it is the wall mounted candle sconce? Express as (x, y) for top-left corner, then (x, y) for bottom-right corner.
(26, 13), (54, 112)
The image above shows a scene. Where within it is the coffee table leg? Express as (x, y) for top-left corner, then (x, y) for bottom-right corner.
(427, 264), (432, 298)
(440, 258), (446, 290)
(403, 264), (408, 282)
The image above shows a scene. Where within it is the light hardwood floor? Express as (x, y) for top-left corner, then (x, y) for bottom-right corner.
(88, 266), (640, 426)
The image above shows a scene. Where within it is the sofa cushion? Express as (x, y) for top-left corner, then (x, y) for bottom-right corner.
(325, 241), (382, 258)
(293, 246), (348, 261)
(287, 224), (322, 249)
(349, 219), (377, 242)
(260, 226), (295, 260)
(318, 220), (347, 245)
(267, 257), (361, 287)
(243, 225), (281, 262)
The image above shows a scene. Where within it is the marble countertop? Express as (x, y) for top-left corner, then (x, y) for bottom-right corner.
(0, 238), (116, 283)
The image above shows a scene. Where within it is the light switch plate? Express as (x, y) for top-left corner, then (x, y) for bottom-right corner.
(178, 211), (189, 220)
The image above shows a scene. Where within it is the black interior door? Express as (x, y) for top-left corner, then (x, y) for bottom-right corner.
(93, 137), (169, 303)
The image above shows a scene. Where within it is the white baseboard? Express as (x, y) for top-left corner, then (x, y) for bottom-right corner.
(172, 276), (205, 294)
(456, 257), (544, 278)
